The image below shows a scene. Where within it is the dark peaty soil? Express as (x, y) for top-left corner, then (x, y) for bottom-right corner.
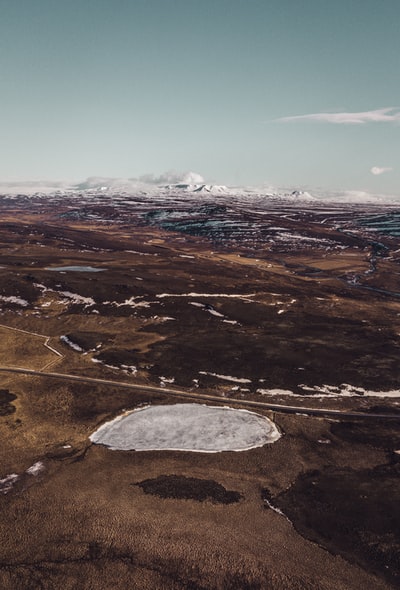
(135, 475), (242, 504)
(0, 390), (17, 416)
(269, 463), (400, 587)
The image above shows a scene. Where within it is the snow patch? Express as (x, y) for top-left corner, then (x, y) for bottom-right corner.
(258, 388), (295, 396)
(160, 376), (175, 387)
(60, 291), (95, 307)
(0, 295), (28, 307)
(60, 335), (83, 352)
(157, 292), (256, 300)
(258, 384), (400, 398)
(263, 495), (292, 522)
(189, 301), (225, 318)
(300, 383), (400, 398)
(0, 473), (19, 494)
(26, 461), (45, 476)
(199, 371), (252, 384)
(91, 358), (136, 375)
(120, 364), (137, 375)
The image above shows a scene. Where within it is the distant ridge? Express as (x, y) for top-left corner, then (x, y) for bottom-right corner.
(0, 175), (398, 203)
(287, 190), (316, 201)
(165, 183), (229, 195)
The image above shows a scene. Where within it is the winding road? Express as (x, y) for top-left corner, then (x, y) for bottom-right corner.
(0, 366), (399, 420)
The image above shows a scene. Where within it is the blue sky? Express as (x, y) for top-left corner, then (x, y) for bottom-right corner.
(1, 0), (399, 193)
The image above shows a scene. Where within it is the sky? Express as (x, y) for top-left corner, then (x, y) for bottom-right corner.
(1, 0), (399, 194)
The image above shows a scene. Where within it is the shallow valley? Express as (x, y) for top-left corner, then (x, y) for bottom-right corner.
(0, 191), (399, 589)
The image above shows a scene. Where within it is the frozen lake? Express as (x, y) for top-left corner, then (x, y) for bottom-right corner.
(90, 403), (281, 452)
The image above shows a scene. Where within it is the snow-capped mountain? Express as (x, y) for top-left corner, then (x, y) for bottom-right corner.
(0, 171), (398, 203)
(164, 183), (230, 195)
(287, 190), (316, 201)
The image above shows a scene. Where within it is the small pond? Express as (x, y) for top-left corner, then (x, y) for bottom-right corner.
(45, 266), (105, 272)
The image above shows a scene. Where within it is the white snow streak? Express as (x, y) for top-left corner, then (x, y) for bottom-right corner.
(0, 296), (28, 307)
(199, 371), (252, 384)
(60, 335), (83, 352)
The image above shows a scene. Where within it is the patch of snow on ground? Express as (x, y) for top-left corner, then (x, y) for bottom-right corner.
(263, 496), (292, 522)
(208, 308), (225, 317)
(108, 296), (156, 308)
(26, 461), (45, 476)
(91, 358), (136, 375)
(0, 473), (19, 494)
(60, 335), (83, 352)
(60, 291), (95, 307)
(189, 302), (225, 318)
(275, 232), (332, 244)
(258, 388), (295, 396)
(90, 403), (281, 452)
(300, 383), (400, 398)
(160, 376), (175, 387)
(258, 384), (400, 398)
(199, 371), (251, 384)
(157, 292), (256, 300)
(0, 461), (45, 494)
(120, 364), (137, 375)
(0, 296), (29, 307)
(34, 283), (49, 293)
(125, 250), (156, 256)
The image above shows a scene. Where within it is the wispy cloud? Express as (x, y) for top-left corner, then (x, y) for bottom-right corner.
(275, 107), (400, 125)
(370, 166), (393, 176)
(138, 171), (205, 185)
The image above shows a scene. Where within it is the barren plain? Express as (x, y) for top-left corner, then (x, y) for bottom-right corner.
(0, 190), (399, 589)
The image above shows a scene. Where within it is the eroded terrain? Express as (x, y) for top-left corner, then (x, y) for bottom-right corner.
(0, 190), (399, 589)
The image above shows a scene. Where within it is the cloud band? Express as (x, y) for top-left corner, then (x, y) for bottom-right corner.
(275, 107), (400, 125)
(370, 166), (392, 176)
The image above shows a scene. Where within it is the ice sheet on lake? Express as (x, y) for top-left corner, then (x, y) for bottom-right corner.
(90, 403), (281, 452)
